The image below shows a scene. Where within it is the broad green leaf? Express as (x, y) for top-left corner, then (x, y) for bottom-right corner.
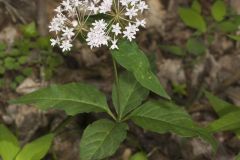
(178, 8), (207, 32)
(205, 91), (239, 117)
(186, 37), (206, 56)
(112, 41), (170, 99)
(159, 45), (186, 57)
(217, 21), (238, 33)
(207, 111), (240, 132)
(192, 0), (201, 13)
(228, 35), (240, 41)
(134, 69), (169, 99)
(112, 72), (149, 119)
(16, 134), (54, 160)
(0, 124), (20, 160)
(211, 0), (226, 22)
(205, 92), (240, 138)
(80, 119), (128, 160)
(130, 152), (148, 160)
(11, 83), (110, 115)
(130, 101), (217, 150)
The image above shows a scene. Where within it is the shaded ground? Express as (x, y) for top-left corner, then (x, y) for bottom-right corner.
(0, 0), (240, 159)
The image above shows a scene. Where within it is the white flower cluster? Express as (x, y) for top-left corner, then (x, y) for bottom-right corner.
(49, 0), (148, 51)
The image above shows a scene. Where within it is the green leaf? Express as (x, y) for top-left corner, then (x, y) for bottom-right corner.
(21, 22), (38, 38)
(130, 152), (148, 160)
(18, 56), (28, 65)
(192, 0), (201, 13)
(80, 119), (128, 160)
(205, 92), (240, 137)
(16, 134), (54, 160)
(112, 72), (149, 119)
(178, 8), (207, 32)
(130, 100), (217, 150)
(4, 57), (16, 70)
(22, 68), (33, 76)
(11, 83), (111, 116)
(186, 37), (206, 56)
(205, 91), (239, 117)
(15, 75), (25, 84)
(211, 0), (226, 22)
(36, 37), (51, 49)
(0, 124), (20, 160)
(159, 45), (186, 57)
(10, 49), (21, 57)
(172, 83), (187, 96)
(228, 35), (240, 41)
(218, 21), (238, 33)
(207, 111), (240, 132)
(112, 41), (170, 99)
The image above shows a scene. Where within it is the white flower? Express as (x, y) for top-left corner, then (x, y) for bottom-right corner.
(112, 23), (122, 36)
(92, 19), (107, 30)
(138, 1), (148, 13)
(87, 20), (110, 48)
(71, 0), (82, 7)
(49, 0), (149, 51)
(49, 21), (61, 32)
(49, 14), (66, 32)
(62, 27), (75, 39)
(50, 38), (60, 46)
(61, 0), (72, 11)
(125, 7), (138, 19)
(111, 39), (119, 50)
(60, 40), (73, 51)
(99, 0), (113, 13)
(55, 14), (66, 25)
(123, 23), (139, 41)
(88, 2), (99, 14)
(136, 18), (146, 27)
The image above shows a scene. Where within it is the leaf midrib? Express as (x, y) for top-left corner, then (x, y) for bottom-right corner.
(209, 116), (240, 132)
(92, 124), (118, 159)
(133, 115), (198, 135)
(15, 97), (107, 110)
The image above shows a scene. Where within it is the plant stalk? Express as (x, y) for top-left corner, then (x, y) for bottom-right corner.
(112, 58), (121, 121)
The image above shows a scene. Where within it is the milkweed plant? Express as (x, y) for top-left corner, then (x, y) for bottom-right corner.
(0, 0), (219, 160)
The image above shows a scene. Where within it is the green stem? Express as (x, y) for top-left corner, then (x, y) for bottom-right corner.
(108, 110), (117, 121)
(112, 58), (121, 121)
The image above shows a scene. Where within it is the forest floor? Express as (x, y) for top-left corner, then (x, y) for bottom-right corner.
(0, 0), (240, 159)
